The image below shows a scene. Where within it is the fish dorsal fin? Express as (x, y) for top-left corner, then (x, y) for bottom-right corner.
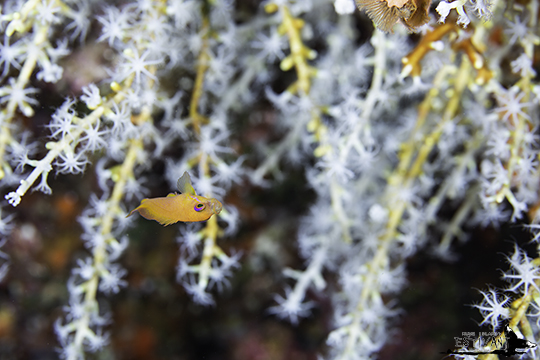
(177, 172), (197, 195)
(166, 193), (177, 197)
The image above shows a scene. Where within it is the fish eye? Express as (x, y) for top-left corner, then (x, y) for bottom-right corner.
(194, 203), (205, 212)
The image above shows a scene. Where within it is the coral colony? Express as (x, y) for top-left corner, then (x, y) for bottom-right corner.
(0, 0), (539, 359)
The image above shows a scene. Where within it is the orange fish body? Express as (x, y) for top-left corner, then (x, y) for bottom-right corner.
(127, 172), (223, 226)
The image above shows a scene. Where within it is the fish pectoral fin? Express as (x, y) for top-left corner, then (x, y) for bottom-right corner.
(126, 205), (179, 226)
(136, 201), (180, 226)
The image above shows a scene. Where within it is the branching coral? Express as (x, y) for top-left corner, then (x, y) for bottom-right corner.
(0, 0), (539, 359)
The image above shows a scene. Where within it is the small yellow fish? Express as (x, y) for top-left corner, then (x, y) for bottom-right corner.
(127, 172), (223, 225)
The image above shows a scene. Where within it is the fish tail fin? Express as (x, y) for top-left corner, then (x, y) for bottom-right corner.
(126, 207), (140, 218)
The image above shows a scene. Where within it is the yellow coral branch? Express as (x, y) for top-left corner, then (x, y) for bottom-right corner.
(189, 17), (211, 134)
(267, 3), (316, 94)
(339, 56), (472, 359)
(72, 137), (142, 356)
